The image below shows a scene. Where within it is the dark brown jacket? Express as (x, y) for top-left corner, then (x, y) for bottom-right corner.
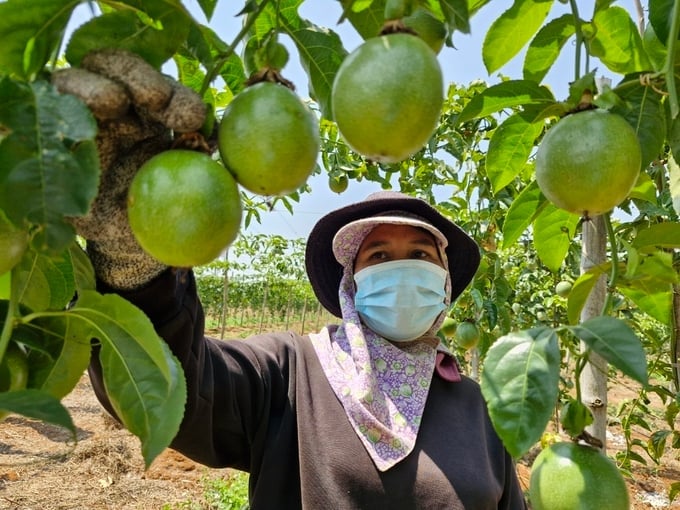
(89, 269), (527, 509)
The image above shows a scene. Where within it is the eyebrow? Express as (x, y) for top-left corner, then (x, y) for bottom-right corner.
(360, 236), (438, 251)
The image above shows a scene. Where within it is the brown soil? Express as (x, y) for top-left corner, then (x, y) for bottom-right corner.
(0, 371), (678, 509)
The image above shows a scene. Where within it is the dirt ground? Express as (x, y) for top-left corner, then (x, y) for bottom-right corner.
(0, 371), (679, 509)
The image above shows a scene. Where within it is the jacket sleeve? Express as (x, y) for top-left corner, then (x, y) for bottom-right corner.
(87, 268), (291, 469)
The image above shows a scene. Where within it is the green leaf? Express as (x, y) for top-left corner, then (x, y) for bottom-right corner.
(532, 203), (579, 272)
(70, 291), (186, 468)
(457, 80), (555, 124)
(0, 388), (76, 439)
(629, 172), (659, 204)
(440, 0), (471, 34)
(481, 327), (561, 458)
(24, 314), (91, 399)
(338, 0), (385, 39)
(523, 14), (576, 83)
(611, 74), (665, 170)
(486, 112), (544, 193)
(648, 0), (674, 46)
(632, 222), (680, 252)
(275, 0), (349, 120)
(65, 3), (191, 68)
(502, 180), (546, 248)
(482, 0), (555, 74)
(0, 0), (76, 79)
(587, 7), (652, 74)
(568, 316), (648, 385)
(0, 78), (99, 253)
(670, 155), (680, 216)
(618, 251), (675, 324)
(13, 250), (76, 312)
(567, 265), (608, 324)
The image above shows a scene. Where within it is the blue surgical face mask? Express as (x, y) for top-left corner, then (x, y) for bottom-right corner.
(353, 259), (447, 342)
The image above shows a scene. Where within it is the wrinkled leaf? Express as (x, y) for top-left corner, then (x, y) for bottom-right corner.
(569, 316), (648, 385)
(0, 389), (76, 439)
(0, 78), (99, 253)
(457, 80), (555, 124)
(482, 0), (555, 74)
(532, 203), (579, 272)
(523, 14), (575, 83)
(481, 327), (561, 458)
(70, 291), (186, 468)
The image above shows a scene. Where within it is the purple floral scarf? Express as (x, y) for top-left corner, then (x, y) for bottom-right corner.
(309, 222), (453, 471)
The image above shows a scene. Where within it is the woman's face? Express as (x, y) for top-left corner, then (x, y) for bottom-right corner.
(353, 224), (444, 273)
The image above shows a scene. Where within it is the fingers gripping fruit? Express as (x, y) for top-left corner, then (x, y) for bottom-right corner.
(128, 150), (242, 268)
(535, 109), (642, 217)
(52, 49), (209, 285)
(218, 82), (320, 196)
(331, 33), (443, 163)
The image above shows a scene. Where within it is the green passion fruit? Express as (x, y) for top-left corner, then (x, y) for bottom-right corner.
(529, 441), (630, 510)
(331, 33), (444, 163)
(218, 82), (320, 196)
(127, 150), (242, 268)
(535, 109), (642, 217)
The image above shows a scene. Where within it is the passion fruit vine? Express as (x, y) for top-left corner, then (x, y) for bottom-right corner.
(535, 109), (642, 217)
(331, 32), (444, 163)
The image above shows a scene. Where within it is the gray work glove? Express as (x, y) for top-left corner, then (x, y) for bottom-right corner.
(52, 49), (207, 289)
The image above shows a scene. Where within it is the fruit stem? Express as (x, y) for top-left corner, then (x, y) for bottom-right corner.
(568, 0), (585, 81)
(662, 0), (680, 118)
(0, 274), (18, 364)
(601, 213), (618, 316)
(200, 0), (273, 96)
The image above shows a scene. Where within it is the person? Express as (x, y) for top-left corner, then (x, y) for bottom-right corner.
(56, 49), (528, 509)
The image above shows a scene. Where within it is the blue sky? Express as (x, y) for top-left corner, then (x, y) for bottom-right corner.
(70, 0), (636, 239)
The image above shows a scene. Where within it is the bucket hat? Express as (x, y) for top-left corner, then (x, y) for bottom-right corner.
(305, 191), (480, 317)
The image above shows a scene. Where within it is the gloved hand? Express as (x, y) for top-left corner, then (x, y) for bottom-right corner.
(52, 49), (207, 289)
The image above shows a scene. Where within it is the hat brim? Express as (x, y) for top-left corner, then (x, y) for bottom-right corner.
(305, 191), (481, 318)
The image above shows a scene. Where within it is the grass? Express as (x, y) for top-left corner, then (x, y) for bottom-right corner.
(163, 469), (250, 509)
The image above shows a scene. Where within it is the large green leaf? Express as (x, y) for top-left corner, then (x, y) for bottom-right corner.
(648, 0), (675, 46)
(567, 264), (608, 325)
(587, 7), (652, 75)
(611, 74), (665, 170)
(65, 6), (191, 68)
(275, 0), (349, 120)
(480, 327), (561, 458)
(532, 203), (579, 272)
(339, 0), (385, 40)
(482, 0), (555, 74)
(13, 250), (76, 313)
(0, 78), (99, 253)
(0, 389), (76, 439)
(569, 316), (648, 385)
(0, 0), (76, 79)
(523, 14), (575, 83)
(70, 291), (186, 468)
(502, 180), (547, 248)
(457, 80), (555, 124)
(439, 0), (471, 34)
(632, 222), (680, 252)
(24, 314), (91, 399)
(486, 112), (544, 193)
(618, 250), (675, 324)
